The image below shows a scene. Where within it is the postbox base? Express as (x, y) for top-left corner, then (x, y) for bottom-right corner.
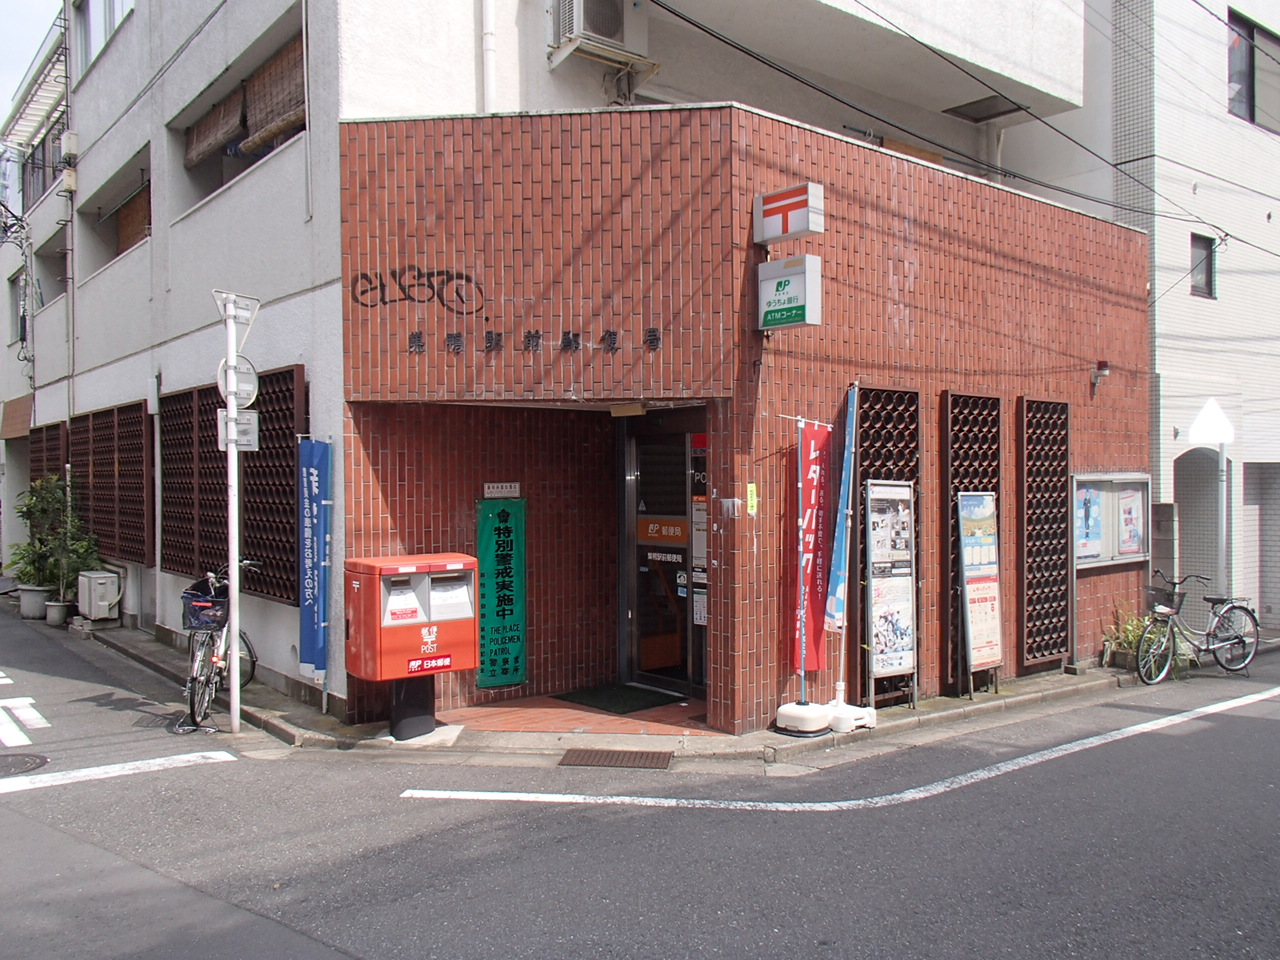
(390, 675), (437, 741)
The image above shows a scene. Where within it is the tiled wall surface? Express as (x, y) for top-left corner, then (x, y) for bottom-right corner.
(342, 105), (1150, 733)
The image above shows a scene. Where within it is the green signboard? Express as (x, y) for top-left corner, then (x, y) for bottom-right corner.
(477, 498), (527, 687)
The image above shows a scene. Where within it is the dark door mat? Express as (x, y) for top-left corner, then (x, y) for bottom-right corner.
(553, 683), (683, 715)
(559, 748), (673, 769)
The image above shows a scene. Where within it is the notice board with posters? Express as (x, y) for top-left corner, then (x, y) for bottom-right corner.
(1073, 474), (1150, 568)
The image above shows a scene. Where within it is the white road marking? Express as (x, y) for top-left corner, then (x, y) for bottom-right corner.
(0, 671), (13, 685)
(0, 697), (51, 747)
(0, 751), (237, 795)
(403, 685), (1280, 812)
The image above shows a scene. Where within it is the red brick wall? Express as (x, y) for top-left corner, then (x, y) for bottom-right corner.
(341, 105), (1150, 733)
(344, 403), (617, 713)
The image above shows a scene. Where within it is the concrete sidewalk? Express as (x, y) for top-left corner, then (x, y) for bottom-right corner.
(66, 614), (1146, 764)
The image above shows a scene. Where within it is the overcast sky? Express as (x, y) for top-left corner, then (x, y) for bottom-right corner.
(2, 0), (65, 123)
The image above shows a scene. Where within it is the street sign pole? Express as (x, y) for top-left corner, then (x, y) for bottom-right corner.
(214, 290), (259, 735)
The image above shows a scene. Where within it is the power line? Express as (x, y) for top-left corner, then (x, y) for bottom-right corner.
(845, 0), (1280, 258)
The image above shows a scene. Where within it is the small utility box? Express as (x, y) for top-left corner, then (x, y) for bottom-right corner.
(78, 571), (121, 621)
(345, 554), (479, 740)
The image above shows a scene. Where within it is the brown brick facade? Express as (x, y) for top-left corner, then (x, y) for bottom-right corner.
(341, 105), (1150, 734)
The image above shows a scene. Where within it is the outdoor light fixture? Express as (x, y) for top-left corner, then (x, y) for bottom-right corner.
(1090, 360), (1111, 388)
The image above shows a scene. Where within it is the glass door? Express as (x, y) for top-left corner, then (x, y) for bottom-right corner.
(624, 416), (707, 696)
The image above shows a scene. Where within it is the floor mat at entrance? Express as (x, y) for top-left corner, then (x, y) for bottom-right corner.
(553, 683), (683, 715)
(559, 748), (673, 769)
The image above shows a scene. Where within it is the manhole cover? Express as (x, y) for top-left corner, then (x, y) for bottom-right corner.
(0, 754), (49, 778)
(559, 748), (672, 769)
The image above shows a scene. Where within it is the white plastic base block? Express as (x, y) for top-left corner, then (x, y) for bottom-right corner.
(775, 700), (832, 736)
(828, 702), (876, 733)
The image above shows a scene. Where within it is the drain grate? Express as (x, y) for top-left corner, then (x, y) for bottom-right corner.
(134, 711), (186, 728)
(559, 748), (672, 770)
(0, 754), (49, 778)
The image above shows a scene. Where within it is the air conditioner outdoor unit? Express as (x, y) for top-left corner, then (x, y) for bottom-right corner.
(553, 0), (649, 63)
(78, 570), (121, 621)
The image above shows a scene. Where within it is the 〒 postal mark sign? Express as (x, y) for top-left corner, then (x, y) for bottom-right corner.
(753, 183), (825, 245)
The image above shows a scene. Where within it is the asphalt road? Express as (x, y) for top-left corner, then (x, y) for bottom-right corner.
(2, 611), (1277, 959)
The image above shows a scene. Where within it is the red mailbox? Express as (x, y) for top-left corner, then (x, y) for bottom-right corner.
(345, 554), (479, 682)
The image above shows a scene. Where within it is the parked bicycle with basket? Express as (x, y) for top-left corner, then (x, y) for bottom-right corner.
(181, 561), (259, 725)
(1136, 569), (1259, 685)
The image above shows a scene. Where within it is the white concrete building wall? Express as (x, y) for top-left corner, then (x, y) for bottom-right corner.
(1001, 0), (1280, 603)
(2, 0), (349, 696)
(336, 0), (1086, 180)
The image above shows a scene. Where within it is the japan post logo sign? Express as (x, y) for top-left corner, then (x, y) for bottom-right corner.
(753, 183), (825, 245)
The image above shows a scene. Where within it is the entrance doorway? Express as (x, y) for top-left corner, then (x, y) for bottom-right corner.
(623, 409), (707, 696)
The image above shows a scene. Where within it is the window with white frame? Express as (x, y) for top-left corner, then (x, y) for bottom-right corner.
(1228, 10), (1280, 135)
(1191, 234), (1216, 298)
(75, 0), (135, 74)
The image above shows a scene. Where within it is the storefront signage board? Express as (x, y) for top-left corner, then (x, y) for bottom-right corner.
(759, 256), (822, 329)
(753, 182), (825, 244)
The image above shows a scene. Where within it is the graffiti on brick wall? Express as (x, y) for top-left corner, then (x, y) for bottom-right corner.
(350, 267), (485, 314)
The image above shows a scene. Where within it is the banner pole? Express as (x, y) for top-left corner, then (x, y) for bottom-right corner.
(797, 419), (808, 704)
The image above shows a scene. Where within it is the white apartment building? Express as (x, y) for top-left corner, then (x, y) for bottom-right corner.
(3, 0), (1130, 720)
(1005, 0), (1280, 630)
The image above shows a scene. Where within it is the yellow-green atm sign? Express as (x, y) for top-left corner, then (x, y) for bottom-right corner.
(758, 255), (822, 329)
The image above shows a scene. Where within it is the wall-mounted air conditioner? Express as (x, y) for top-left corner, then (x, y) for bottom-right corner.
(551, 0), (650, 68)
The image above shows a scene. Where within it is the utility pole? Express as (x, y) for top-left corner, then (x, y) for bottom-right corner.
(213, 290), (259, 734)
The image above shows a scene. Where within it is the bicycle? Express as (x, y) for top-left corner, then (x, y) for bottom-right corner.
(1136, 569), (1260, 685)
(181, 562), (259, 725)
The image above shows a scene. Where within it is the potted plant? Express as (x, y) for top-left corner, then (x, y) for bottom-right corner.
(6, 474), (99, 624)
(1101, 603), (1146, 671)
(46, 502), (99, 626)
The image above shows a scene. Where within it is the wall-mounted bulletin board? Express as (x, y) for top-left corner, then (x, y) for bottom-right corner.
(1073, 474), (1150, 568)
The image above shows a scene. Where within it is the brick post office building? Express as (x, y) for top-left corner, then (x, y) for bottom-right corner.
(341, 104), (1149, 734)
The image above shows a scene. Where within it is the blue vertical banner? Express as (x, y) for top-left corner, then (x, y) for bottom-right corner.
(824, 386), (858, 633)
(298, 438), (332, 679)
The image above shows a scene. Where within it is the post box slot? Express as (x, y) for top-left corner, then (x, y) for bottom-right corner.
(428, 572), (475, 621)
(382, 573), (429, 626)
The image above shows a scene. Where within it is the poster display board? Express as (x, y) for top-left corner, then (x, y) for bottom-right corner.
(1073, 475), (1150, 567)
(865, 481), (916, 678)
(958, 491), (1003, 671)
(477, 498), (527, 688)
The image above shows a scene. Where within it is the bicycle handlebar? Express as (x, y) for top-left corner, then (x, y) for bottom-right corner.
(1152, 569), (1210, 587)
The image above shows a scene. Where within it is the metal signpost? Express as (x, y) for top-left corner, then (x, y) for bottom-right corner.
(213, 289), (259, 734)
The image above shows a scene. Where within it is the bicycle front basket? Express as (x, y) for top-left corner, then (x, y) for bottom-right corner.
(1145, 585), (1184, 616)
(181, 592), (229, 630)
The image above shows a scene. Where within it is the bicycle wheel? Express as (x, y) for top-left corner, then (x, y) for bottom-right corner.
(187, 630), (219, 723)
(1212, 605), (1260, 672)
(1136, 619), (1174, 685)
(237, 630), (257, 687)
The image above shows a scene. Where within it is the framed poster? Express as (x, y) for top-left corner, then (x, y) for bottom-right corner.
(865, 481), (916, 679)
(1073, 475), (1150, 567)
(958, 491), (1003, 672)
